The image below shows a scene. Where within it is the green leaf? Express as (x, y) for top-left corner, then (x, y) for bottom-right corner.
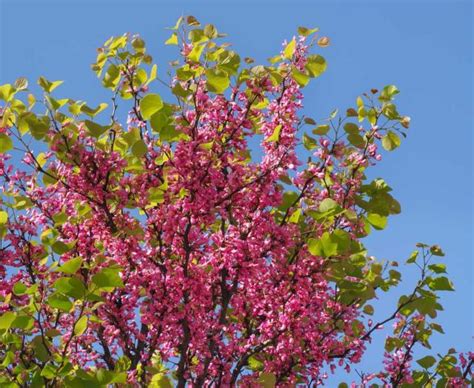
(430, 245), (445, 256)
(416, 242), (430, 248)
(0, 312), (16, 331)
(284, 38), (296, 59)
(206, 68), (230, 94)
(248, 355), (264, 371)
(74, 316), (88, 336)
(38, 77), (63, 93)
(297, 26), (319, 37)
(308, 238), (323, 256)
(308, 232), (340, 257)
(436, 378), (448, 388)
(22, 113), (49, 139)
(47, 293), (73, 311)
(266, 125), (282, 143)
(381, 130), (401, 151)
(382, 103), (400, 120)
(347, 133), (365, 148)
(385, 336), (404, 352)
(0, 134), (13, 153)
(37, 152), (48, 168)
(81, 103), (108, 118)
(259, 372), (276, 388)
(84, 120), (109, 138)
(57, 257), (83, 274)
(165, 33), (178, 45)
(329, 230), (351, 254)
(13, 195), (33, 210)
(12, 282), (27, 295)
(204, 24), (218, 39)
(159, 125), (181, 143)
(367, 213), (387, 230)
(363, 305), (374, 315)
(188, 43), (205, 62)
(0, 210), (8, 224)
(389, 269), (401, 282)
(312, 124), (330, 135)
(217, 51), (240, 75)
(12, 315), (34, 331)
(303, 133), (317, 150)
(96, 369), (127, 384)
(380, 84), (399, 101)
(131, 36), (145, 52)
(147, 64), (158, 86)
(367, 108), (377, 125)
(292, 68), (310, 87)
(140, 94), (164, 120)
(279, 191), (298, 210)
(343, 122), (359, 135)
(308, 229), (350, 257)
(150, 111), (171, 133)
(417, 355), (436, 369)
(148, 187), (165, 205)
(150, 374), (173, 387)
(199, 141), (214, 151)
(0, 84), (15, 101)
(132, 139), (148, 158)
(428, 263), (446, 274)
(406, 250), (419, 264)
(305, 54), (327, 77)
(53, 277), (86, 299)
(52, 240), (73, 255)
(319, 198), (339, 212)
(189, 29), (207, 44)
(289, 208), (302, 224)
(92, 267), (124, 288)
(52, 211), (68, 226)
(40, 363), (57, 379)
(430, 323), (445, 334)
(172, 82), (190, 98)
(103, 64), (120, 89)
(25, 284), (39, 295)
(32, 335), (51, 362)
(428, 277), (454, 291)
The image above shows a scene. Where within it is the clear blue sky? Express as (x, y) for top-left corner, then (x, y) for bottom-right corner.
(1, 0), (472, 382)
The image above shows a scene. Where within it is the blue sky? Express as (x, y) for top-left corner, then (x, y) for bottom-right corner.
(1, 0), (472, 382)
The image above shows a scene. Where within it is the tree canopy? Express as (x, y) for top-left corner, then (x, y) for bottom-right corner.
(0, 15), (471, 387)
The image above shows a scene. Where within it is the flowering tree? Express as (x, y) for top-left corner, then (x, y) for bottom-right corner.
(0, 16), (471, 387)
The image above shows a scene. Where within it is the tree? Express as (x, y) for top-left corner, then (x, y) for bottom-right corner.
(0, 15), (471, 387)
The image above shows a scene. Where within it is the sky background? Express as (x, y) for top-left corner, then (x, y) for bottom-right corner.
(1, 0), (472, 383)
